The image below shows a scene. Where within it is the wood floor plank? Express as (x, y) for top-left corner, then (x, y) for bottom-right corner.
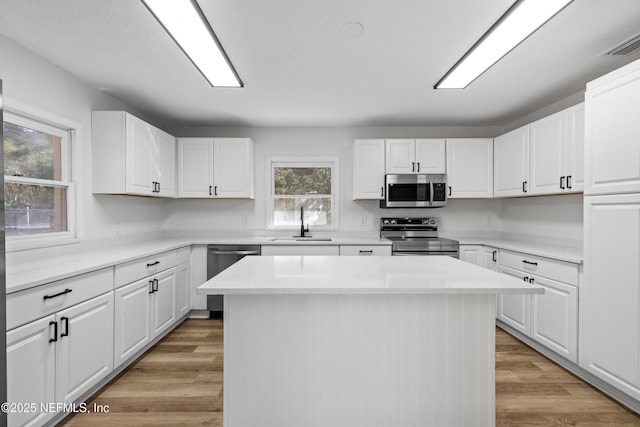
(58, 319), (640, 426)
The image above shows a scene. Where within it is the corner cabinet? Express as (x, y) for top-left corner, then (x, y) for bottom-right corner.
(92, 111), (176, 197)
(385, 138), (445, 174)
(446, 139), (493, 198)
(353, 139), (385, 200)
(177, 137), (255, 198)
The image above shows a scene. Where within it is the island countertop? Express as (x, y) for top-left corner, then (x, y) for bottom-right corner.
(197, 255), (544, 295)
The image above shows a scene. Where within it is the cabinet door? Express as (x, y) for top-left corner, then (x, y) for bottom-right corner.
(494, 126), (529, 197)
(482, 246), (499, 272)
(585, 67), (640, 195)
(529, 112), (564, 195)
(176, 262), (191, 318)
(415, 139), (446, 173)
(125, 113), (155, 196)
(177, 138), (213, 198)
(114, 278), (152, 367)
(213, 138), (255, 198)
(56, 292), (114, 404)
(190, 245), (208, 310)
(459, 245), (483, 266)
(156, 129), (177, 197)
(582, 193), (640, 399)
(497, 266), (530, 335)
(565, 103), (585, 193)
(530, 275), (577, 362)
(6, 316), (56, 427)
(353, 139), (385, 200)
(152, 268), (177, 338)
(385, 139), (415, 173)
(446, 139), (493, 198)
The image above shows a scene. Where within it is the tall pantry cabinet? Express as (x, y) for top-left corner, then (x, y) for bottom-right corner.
(582, 57), (640, 402)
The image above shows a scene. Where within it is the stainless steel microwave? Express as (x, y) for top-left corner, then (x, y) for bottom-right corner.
(380, 174), (448, 208)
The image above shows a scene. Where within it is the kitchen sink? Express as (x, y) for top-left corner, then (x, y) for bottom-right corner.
(269, 237), (333, 242)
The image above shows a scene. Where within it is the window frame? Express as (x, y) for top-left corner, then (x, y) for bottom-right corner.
(266, 157), (339, 232)
(3, 110), (77, 250)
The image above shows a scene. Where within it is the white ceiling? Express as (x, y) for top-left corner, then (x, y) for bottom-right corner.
(1, 0), (640, 128)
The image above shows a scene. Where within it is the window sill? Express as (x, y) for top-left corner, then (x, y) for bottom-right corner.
(6, 234), (80, 253)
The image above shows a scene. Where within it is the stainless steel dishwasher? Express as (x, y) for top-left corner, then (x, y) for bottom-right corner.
(207, 244), (261, 318)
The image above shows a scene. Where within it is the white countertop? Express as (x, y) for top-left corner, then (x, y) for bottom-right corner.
(453, 236), (583, 264)
(197, 255), (544, 295)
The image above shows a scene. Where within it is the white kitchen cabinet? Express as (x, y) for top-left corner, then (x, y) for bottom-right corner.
(261, 245), (340, 256)
(482, 246), (499, 272)
(6, 315), (56, 427)
(190, 245), (208, 310)
(339, 245), (391, 256)
(446, 139), (493, 198)
(56, 293), (114, 405)
(114, 278), (152, 367)
(92, 111), (176, 197)
(529, 104), (584, 195)
(459, 245), (483, 265)
(498, 250), (579, 363)
(176, 247), (191, 319)
(385, 138), (445, 174)
(352, 139), (385, 200)
(585, 60), (640, 196)
(493, 125), (530, 197)
(7, 292), (114, 426)
(581, 193), (640, 399)
(177, 137), (255, 198)
(114, 266), (176, 368)
(497, 266), (531, 336)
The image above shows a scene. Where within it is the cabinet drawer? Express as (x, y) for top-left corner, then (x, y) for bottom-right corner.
(261, 245), (340, 256)
(340, 245), (392, 256)
(115, 250), (177, 288)
(7, 267), (114, 330)
(177, 246), (191, 264)
(499, 250), (578, 285)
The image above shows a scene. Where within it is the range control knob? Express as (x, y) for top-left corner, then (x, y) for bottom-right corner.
(429, 219), (437, 225)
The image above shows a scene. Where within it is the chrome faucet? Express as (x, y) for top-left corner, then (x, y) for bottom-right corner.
(298, 206), (309, 238)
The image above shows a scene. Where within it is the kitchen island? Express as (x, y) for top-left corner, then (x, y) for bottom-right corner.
(197, 255), (543, 427)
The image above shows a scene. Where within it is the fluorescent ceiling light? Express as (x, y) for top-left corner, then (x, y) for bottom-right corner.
(142, 0), (242, 87)
(434, 0), (573, 89)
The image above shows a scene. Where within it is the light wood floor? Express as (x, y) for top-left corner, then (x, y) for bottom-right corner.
(59, 318), (640, 426)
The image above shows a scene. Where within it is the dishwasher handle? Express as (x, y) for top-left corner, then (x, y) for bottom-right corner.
(208, 250), (260, 256)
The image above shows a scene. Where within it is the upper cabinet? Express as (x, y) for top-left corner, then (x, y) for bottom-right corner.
(177, 137), (254, 199)
(529, 104), (584, 195)
(585, 60), (640, 196)
(446, 138), (493, 198)
(494, 103), (585, 198)
(353, 139), (385, 200)
(494, 126), (530, 197)
(92, 111), (176, 198)
(385, 139), (445, 174)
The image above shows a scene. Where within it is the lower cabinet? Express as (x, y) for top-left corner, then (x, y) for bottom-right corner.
(175, 260), (190, 319)
(497, 250), (579, 363)
(459, 245), (499, 271)
(114, 267), (176, 368)
(7, 292), (114, 427)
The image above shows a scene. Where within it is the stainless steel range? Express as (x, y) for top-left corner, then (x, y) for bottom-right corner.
(380, 217), (459, 258)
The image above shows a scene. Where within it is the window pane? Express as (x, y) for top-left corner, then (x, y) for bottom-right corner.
(3, 121), (62, 180)
(273, 197), (332, 226)
(4, 182), (68, 235)
(274, 167), (331, 195)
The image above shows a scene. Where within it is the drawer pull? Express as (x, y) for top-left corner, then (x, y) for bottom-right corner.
(146, 261), (160, 268)
(359, 250), (374, 255)
(492, 250), (497, 262)
(43, 288), (72, 300)
(523, 276), (529, 282)
(522, 260), (538, 266)
(49, 321), (58, 343)
(60, 317), (69, 338)
(529, 277), (535, 284)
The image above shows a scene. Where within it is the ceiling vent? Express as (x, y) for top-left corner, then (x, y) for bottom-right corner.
(605, 32), (640, 56)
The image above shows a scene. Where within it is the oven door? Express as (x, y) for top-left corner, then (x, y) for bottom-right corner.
(385, 174), (431, 208)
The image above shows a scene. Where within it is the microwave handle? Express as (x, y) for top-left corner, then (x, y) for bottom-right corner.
(429, 181), (434, 206)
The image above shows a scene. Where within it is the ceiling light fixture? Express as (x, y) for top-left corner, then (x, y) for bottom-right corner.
(434, 0), (573, 89)
(141, 0), (242, 87)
